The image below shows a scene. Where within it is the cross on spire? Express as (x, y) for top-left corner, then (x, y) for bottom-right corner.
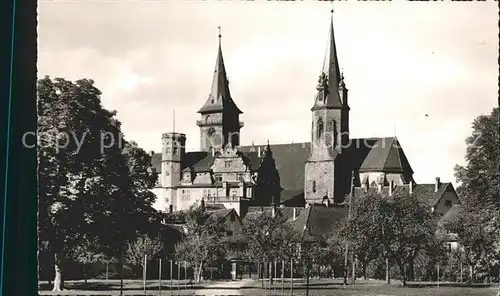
(218, 26), (221, 39)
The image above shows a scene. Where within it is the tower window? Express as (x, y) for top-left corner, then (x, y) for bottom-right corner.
(317, 118), (324, 139)
(332, 120), (338, 148)
(312, 180), (316, 193)
(225, 161), (231, 168)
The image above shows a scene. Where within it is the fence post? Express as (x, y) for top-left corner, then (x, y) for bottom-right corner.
(177, 261), (180, 293)
(170, 259), (173, 296)
(106, 262), (109, 281)
(159, 259), (162, 296)
(281, 260), (284, 295)
(290, 259), (293, 296)
(274, 261), (277, 294)
(184, 261), (187, 290)
(143, 254), (147, 295)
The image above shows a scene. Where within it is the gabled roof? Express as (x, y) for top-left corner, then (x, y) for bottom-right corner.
(197, 35), (242, 115)
(286, 204), (347, 242)
(358, 137), (414, 174)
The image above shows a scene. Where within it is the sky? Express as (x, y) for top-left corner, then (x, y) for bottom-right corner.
(37, 1), (498, 186)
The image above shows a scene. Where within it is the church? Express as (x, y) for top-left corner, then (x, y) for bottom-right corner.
(150, 11), (461, 219)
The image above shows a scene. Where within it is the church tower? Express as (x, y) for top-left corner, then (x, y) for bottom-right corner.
(305, 10), (350, 205)
(197, 28), (243, 151)
(161, 132), (186, 212)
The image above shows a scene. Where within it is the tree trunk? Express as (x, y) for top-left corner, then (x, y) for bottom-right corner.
(408, 260), (415, 282)
(52, 253), (64, 291)
(385, 257), (390, 285)
(363, 262), (367, 280)
(196, 261), (203, 283)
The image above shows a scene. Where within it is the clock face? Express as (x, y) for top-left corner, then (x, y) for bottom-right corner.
(207, 127), (216, 137)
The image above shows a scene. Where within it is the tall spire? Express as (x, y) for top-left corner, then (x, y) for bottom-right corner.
(198, 27), (242, 114)
(312, 10), (343, 110)
(322, 9), (342, 88)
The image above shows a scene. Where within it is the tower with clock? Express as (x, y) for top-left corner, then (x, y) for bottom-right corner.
(196, 29), (243, 151)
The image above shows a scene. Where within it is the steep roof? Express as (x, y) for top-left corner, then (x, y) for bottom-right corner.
(358, 137), (414, 174)
(286, 204), (347, 241)
(197, 34), (242, 115)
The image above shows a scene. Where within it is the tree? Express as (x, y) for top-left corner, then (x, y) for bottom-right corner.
(344, 191), (441, 286)
(174, 206), (226, 283)
(445, 206), (499, 283)
(454, 107), (499, 209)
(37, 77), (160, 291)
(125, 234), (163, 277)
(69, 237), (107, 285)
(240, 211), (299, 286)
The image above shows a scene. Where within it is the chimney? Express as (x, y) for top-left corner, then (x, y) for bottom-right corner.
(257, 146), (261, 157)
(435, 177), (440, 192)
(409, 181), (414, 194)
(211, 147), (215, 156)
(272, 204), (276, 216)
(293, 208), (297, 220)
(149, 150), (155, 157)
(389, 180), (394, 196)
(324, 198), (330, 207)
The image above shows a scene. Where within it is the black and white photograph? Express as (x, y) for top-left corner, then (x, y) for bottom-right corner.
(36, 1), (499, 295)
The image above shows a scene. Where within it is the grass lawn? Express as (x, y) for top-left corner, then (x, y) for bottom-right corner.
(38, 278), (498, 296)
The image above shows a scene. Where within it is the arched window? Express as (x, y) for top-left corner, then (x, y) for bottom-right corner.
(312, 180), (316, 193)
(316, 118), (324, 140)
(332, 120), (338, 148)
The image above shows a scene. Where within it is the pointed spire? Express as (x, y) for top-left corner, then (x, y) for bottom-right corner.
(322, 9), (342, 88)
(312, 10), (343, 110)
(197, 27), (242, 114)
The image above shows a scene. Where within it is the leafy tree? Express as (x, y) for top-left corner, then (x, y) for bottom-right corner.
(297, 240), (322, 296)
(344, 191), (441, 286)
(69, 237), (107, 285)
(444, 206), (499, 283)
(37, 77), (159, 291)
(454, 107), (499, 209)
(240, 211), (299, 286)
(174, 206), (226, 283)
(125, 234), (163, 277)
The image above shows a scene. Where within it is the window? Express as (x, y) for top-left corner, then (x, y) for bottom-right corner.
(332, 120), (338, 148)
(173, 146), (178, 155)
(316, 118), (324, 139)
(225, 161), (231, 168)
(445, 200), (452, 208)
(312, 180), (316, 193)
(184, 174), (190, 181)
(231, 189), (237, 197)
(215, 175), (222, 182)
(226, 231), (233, 236)
(165, 170), (169, 176)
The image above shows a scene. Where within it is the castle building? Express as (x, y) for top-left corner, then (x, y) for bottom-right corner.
(151, 11), (460, 217)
